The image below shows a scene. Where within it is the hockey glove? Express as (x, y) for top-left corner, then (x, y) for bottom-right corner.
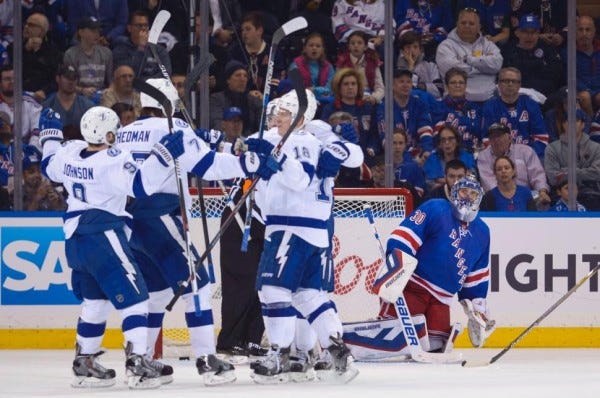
(152, 131), (184, 167)
(194, 128), (224, 151)
(333, 122), (359, 144)
(245, 137), (274, 155)
(240, 151), (285, 180)
(39, 108), (64, 147)
(460, 298), (496, 348)
(316, 141), (350, 179)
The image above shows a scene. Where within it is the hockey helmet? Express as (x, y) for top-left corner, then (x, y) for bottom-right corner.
(277, 89), (318, 127)
(450, 175), (483, 222)
(140, 78), (180, 116)
(80, 106), (120, 145)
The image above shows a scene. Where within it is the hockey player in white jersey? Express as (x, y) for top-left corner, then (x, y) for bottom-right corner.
(240, 89), (359, 384)
(115, 78), (272, 386)
(39, 106), (181, 389)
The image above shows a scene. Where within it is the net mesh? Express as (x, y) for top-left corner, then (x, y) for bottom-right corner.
(161, 187), (411, 357)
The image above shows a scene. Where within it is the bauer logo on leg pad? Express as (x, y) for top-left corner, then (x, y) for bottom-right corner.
(372, 249), (417, 304)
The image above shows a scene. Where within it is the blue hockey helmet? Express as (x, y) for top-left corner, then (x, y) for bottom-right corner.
(450, 175), (483, 222)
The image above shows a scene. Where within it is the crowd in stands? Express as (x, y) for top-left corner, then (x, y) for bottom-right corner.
(1, 0), (600, 212)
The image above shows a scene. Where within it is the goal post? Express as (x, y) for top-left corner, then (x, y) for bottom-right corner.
(157, 186), (414, 358)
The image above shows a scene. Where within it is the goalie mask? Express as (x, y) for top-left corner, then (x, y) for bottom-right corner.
(450, 175), (483, 223)
(80, 106), (120, 144)
(140, 78), (180, 116)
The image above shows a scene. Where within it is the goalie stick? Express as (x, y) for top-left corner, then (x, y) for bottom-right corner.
(365, 205), (462, 364)
(241, 16), (308, 252)
(462, 262), (600, 368)
(165, 68), (308, 311)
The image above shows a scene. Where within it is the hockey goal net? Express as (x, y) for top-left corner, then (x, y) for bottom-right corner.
(158, 187), (413, 358)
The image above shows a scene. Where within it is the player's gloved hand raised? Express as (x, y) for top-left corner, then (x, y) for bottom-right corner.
(194, 128), (223, 151)
(333, 122), (358, 144)
(316, 141), (350, 179)
(245, 137), (274, 155)
(152, 131), (184, 167)
(38, 107), (64, 146)
(460, 298), (496, 348)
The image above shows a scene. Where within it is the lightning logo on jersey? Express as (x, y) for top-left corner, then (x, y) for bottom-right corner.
(275, 232), (292, 278)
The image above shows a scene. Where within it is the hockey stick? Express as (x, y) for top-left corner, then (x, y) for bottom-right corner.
(136, 9), (171, 79)
(240, 16), (308, 252)
(365, 205), (461, 364)
(462, 263), (600, 368)
(183, 52), (215, 114)
(165, 68), (308, 311)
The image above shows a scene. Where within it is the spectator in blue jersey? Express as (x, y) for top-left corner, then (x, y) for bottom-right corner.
(395, 0), (455, 60)
(432, 67), (483, 152)
(480, 155), (537, 211)
(423, 124), (476, 193)
(424, 158), (467, 201)
(331, 0), (386, 51)
(390, 127), (426, 198)
(65, 0), (128, 47)
(462, 0), (511, 46)
(396, 31), (444, 99)
(567, 16), (600, 116)
(321, 67), (380, 164)
(548, 178), (587, 212)
(482, 67), (548, 159)
(502, 14), (564, 101)
(376, 68), (433, 164)
(436, 7), (503, 103)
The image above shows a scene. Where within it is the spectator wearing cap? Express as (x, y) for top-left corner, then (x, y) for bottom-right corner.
(209, 60), (262, 137)
(502, 14), (564, 102)
(221, 107), (244, 150)
(7, 12), (62, 103)
(482, 67), (549, 160)
(477, 122), (550, 208)
(101, 65), (141, 118)
(510, 0), (568, 48)
(21, 146), (66, 211)
(63, 17), (113, 101)
(112, 9), (171, 80)
(65, 0), (128, 47)
(375, 68), (433, 165)
(544, 109), (600, 211)
(43, 65), (95, 140)
(436, 7), (503, 103)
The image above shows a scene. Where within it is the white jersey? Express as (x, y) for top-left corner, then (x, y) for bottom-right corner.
(0, 94), (43, 150)
(42, 140), (168, 238)
(259, 128), (331, 248)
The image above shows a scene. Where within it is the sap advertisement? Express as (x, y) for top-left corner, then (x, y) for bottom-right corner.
(1, 212), (599, 329)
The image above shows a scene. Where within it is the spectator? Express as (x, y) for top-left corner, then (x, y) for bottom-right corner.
(395, 0), (455, 60)
(423, 124), (476, 193)
(548, 177), (587, 212)
(477, 122), (550, 208)
(502, 14), (564, 101)
(320, 67), (380, 164)
(0, 0), (14, 64)
(209, 60), (262, 137)
(0, 65), (43, 150)
(111, 102), (136, 127)
(220, 106), (245, 154)
(0, 111), (15, 192)
(480, 155), (537, 211)
(482, 67), (549, 159)
(335, 30), (384, 105)
(390, 127), (426, 198)
(510, 0), (568, 48)
(290, 0), (338, 63)
(544, 109), (600, 211)
(431, 67), (483, 152)
(376, 68), (433, 164)
(112, 9), (172, 80)
(8, 12), (62, 103)
(396, 31), (443, 99)
(591, 108), (600, 143)
(462, 0), (511, 45)
(227, 11), (286, 94)
(544, 87), (592, 143)
(42, 64), (95, 140)
(436, 7), (502, 102)
(289, 32), (335, 104)
(101, 64), (142, 117)
(424, 158), (467, 201)
(63, 17), (113, 102)
(22, 147), (66, 211)
(331, 0), (386, 51)
(65, 0), (128, 47)
(568, 15), (600, 116)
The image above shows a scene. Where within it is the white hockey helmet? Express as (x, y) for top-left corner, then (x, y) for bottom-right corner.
(80, 106), (120, 144)
(140, 78), (180, 116)
(450, 175), (484, 222)
(277, 89), (318, 127)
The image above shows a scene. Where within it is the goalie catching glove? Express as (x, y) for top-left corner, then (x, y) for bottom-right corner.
(316, 141), (350, 179)
(460, 298), (496, 348)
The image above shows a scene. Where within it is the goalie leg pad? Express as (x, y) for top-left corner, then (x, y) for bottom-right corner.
(373, 249), (418, 304)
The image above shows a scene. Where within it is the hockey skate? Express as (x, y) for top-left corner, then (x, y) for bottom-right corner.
(196, 354), (236, 386)
(124, 342), (161, 389)
(314, 335), (359, 384)
(288, 349), (316, 382)
(145, 356), (174, 384)
(250, 345), (291, 384)
(71, 343), (116, 388)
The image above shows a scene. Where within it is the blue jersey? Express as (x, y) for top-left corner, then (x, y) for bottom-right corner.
(394, 156), (426, 196)
(482, 95), (548, 158)
(463, 0), (510, 37)
(432, 96), (483, 151)
(386, 199), (490, 305)
(395, 0), (454, 43)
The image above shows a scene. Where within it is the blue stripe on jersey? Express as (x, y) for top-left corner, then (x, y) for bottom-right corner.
(132, 171), (149, 198)
(185, 309), (214, 327)
(40, 156), (51, 179)
(122, 314), (147, 332)
(191, 150), (216, 178)
(261, 303), (296, 318)
(77, 320), (106, 338)
(301, 161), (315, 181)
(147, 312), (165, 328)
(265, 215), (328, 229)
(306, 301), (336, 324)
